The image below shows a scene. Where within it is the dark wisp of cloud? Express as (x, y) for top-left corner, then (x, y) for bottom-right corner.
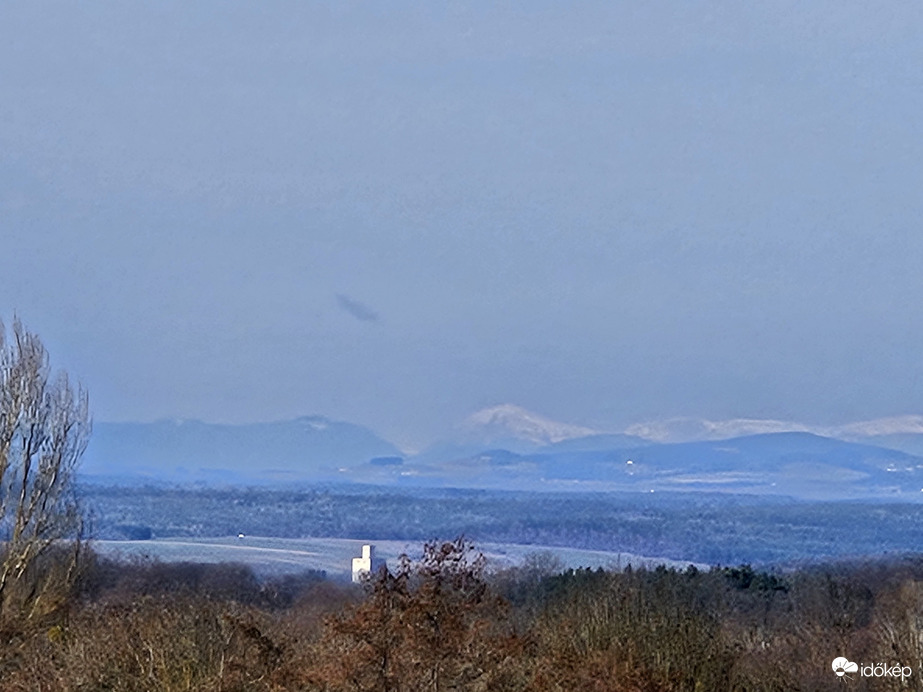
(335, 294), (380, 323)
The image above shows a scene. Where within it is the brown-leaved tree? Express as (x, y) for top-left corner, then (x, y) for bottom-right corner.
(311, 537), (517, 692)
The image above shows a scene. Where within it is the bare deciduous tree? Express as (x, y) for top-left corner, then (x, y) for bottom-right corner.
(0, 318), (90, 625)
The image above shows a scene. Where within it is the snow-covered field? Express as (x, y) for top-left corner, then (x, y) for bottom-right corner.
(93, 535), (701, 578)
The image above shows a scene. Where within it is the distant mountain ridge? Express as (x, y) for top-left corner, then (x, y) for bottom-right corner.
(451, 407), (923, 447)
(412, 404), (604, 463)
(621, 415), (923, 454)
(458, 404), (597, 446)
(80, 407), (923, 499)
(383, 407), (923, 499)
(382, 431), (923, 500)
(833, 415), (923, 437)
(82, 416), (401, 483)
(624, 417), (813, 443)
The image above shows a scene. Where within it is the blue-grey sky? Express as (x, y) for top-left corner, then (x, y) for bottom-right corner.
(2, 2), (923, 447)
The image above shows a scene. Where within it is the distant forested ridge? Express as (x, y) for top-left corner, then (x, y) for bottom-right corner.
(82, 484), (923, 566)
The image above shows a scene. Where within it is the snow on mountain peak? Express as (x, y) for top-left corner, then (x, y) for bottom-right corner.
(624, 417), (812, 443)
(623, 414), (923, 444)
(460, 404), (597, 445)
(831, 415), (923, 437)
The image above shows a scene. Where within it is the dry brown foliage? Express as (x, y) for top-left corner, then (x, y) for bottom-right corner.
(304, 537), (519, 692)
(2, 545), (923, 691)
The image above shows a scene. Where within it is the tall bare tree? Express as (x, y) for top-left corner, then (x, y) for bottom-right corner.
(0, 318), (90, 625)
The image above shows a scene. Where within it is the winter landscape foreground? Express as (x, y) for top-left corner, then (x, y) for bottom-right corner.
(6, 0), (923, 687)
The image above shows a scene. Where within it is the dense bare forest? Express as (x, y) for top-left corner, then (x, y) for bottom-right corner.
(1, 538), (922, 691)
(83, 484), (923, 566)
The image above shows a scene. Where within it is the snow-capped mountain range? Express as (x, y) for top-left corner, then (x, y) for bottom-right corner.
(623, 415), (923, 444)
(456, 405), (923, 447)
(80, 405), (923, 497)
(458, 404), (597, 446)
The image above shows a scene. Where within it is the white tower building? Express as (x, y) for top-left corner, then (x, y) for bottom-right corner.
(351, 544), (384, 582)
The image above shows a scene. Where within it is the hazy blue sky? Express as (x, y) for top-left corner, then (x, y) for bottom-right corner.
(2, 2), (922, 447)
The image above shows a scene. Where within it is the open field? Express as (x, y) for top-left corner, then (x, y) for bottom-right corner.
(92, 535), (702, 578)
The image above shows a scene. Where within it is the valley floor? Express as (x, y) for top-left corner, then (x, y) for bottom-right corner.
(93, 535), (703, 577)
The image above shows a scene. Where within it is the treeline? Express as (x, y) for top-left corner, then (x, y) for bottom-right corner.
(2, 540), (923, 690)
(84, 483), (923, 564)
